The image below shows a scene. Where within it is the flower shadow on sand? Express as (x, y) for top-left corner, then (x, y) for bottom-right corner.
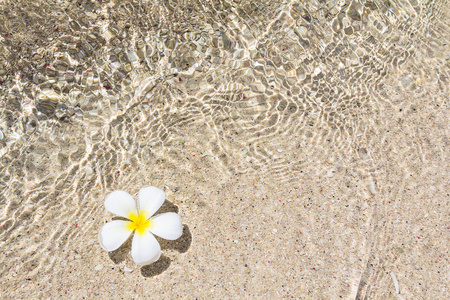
(107, 200), (192, 277)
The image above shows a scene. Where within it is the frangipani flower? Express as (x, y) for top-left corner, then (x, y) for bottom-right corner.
(98, 186), (182, 266)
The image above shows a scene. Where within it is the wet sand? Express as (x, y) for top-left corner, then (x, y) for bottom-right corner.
(0, 0), (449, 299)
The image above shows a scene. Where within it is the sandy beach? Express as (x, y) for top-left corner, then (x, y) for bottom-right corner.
(0, 0), (449, 299)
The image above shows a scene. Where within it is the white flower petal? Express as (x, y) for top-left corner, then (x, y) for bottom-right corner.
(98, 220), (132, 251)
(150, 212), (182, 240)
(131, 231), (161, 266)
(138, 186), (165, 218)
(105, 190), (137, 218)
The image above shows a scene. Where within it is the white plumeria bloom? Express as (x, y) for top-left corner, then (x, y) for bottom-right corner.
(98, 186), (182, 266)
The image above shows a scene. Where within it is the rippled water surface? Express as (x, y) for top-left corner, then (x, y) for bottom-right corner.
(0, 0), (448, 298)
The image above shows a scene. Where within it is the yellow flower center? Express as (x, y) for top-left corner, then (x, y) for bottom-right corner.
(127, 210), (153, 235)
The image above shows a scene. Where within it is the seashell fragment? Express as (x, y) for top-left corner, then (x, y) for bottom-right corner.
(368, 181), (376, 194)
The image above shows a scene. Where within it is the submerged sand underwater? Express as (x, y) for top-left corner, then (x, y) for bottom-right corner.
(0, 0), (449, 299)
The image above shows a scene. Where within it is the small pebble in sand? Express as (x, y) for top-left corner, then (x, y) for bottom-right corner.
(94, 264), (103, 271)
(368, 181), (376, 194)
(85, 165), (93, 175)
(123, 266), (133, 273)
(277, 149), (283, 153)
(326, 169), (335, 177)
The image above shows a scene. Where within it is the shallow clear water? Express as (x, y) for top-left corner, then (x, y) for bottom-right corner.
(0, 0), (448, 298)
